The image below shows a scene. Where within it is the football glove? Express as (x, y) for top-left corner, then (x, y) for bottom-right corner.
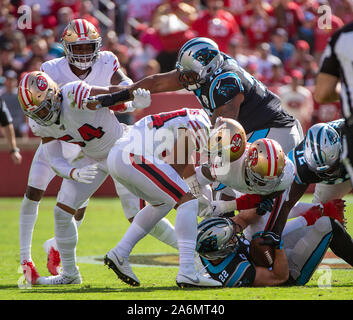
(256, 198), (274, 216)
(71, 164), (98, 184)
(131, 88), (151, 109)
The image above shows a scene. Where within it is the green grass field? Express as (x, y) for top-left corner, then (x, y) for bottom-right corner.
(1, 194), (353, 301)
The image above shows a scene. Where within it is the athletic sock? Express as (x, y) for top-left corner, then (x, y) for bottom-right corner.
(19, 195), (39, 263)
(54, 206), (78, 276)
(149, 218), (178, 249)
(174, 199), (198, 275)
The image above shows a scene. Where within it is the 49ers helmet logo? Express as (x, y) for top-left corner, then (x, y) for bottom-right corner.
(249, 148), (258, 166)
(230, 133), (242, 153)
(36, 76), (48, 91)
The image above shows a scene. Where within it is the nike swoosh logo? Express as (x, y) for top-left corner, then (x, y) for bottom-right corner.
(182, 274), (200, 284)
(111, 251), (124, 266)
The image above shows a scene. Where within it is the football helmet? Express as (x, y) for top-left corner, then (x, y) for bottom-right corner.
(208, 117), (247, 162)
(196, 217), (243, 261)
(304, 123), (342, 178)
(61, 19), (101, 70)
(18, 71), (61, 126)
(245, 138), (286, 193)
(176, 37), (224, 90)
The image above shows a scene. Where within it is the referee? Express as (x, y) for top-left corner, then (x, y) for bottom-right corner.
(314, 22), (353, 186)
(0, 97), (22, 164)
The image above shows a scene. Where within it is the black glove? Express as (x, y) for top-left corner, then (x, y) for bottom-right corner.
(256, 198), (274, 216)
(261, 231), (283, 249)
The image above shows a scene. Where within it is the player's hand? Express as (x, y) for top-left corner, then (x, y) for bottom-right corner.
(198, 195), (213, 218)
(131, 88), (151, 109)
(71, 164), (98, 184)
(260, 231), (283, 250)
(256, 198), (274, 216)
(209, 200), (236, 217)
(11, 151), (22, 165)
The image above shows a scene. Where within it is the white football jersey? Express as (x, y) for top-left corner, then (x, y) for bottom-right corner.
(29, 81), (123, 161)
(40, 50), (120, 87)
(122, 108), (211, 159)
(210, 143), (295, 195)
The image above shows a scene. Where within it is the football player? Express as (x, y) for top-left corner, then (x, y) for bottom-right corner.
(19, 19), (177, 284)
(196, 215), (353, 287)
(98, 37), (303, 153)
(103, 109), (245, 288)
(195, 125), (296, 240)
(18, 71), (151, 284)
(270, 120), (351, 240)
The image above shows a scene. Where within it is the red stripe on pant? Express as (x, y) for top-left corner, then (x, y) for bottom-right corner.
(130, 153), (186, 203)
(264, 194), (282, 231)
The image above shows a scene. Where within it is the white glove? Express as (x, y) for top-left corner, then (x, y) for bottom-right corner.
(209, 200), (237, 217)
(198, 195), (214, 218)
(131, 88), (151, 109)
(71, 164), (98, 184)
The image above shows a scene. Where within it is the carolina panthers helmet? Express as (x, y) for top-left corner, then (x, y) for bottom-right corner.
(196, 217), (242, 260)
(61, 19), (102, 70)
(18, 71), (61, 126)
(245, 138), (286, 193)
(176, 37), (224, 90)
(304, 123), (342, 178)
(208, 117), (247, 162)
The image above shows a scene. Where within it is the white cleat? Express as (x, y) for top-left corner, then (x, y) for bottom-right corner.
(37, 272), (82, 285)
(176, 272), (222, 288)
(104, 250), (140, 287)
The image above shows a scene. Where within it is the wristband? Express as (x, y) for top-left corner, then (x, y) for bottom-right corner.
(96, 89), (131, 107)
(235, 194), (262, 210)
(10, 147), (20, 154)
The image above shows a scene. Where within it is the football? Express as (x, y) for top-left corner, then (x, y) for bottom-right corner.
(249, 237), (275, 268)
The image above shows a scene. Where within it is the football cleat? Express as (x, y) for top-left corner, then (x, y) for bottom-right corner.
(36, 271), (82, 285)
(176, 271), (222, 288)
(322, 199), (347, 228)
(43, 238), (61, 276)
(104, 250), (140, 287)
(21, 261), (40, 285)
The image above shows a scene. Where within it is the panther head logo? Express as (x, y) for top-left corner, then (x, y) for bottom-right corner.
(192, 47), (218, 66)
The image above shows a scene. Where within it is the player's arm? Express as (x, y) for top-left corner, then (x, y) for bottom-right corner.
(41, 137), (98, 184)
(271, 181), (309, 235)
(210, 93), (244, 125)
(252, 248), (289, 287)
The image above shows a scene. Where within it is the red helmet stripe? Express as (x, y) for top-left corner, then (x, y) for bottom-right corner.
(81, 19), (88, 35)
(74, 19), (82, 34)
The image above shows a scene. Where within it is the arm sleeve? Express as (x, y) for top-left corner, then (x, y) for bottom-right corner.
(0, 98), (13, 126)
(319, 33), (340, 77)
(41, 140), (74, 179)
(209, 74), (244, 110)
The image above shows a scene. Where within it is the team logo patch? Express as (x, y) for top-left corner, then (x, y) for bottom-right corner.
(192, 47), (218, 66)
(230, 133), (242, 153)
(249, 148), (258, 166)
(217, 82), (236, 97)
(36, 76), (48, 91)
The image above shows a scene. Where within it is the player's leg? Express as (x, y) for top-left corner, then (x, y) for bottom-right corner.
(114, 179), (178, 249)
(19, 145), (57, 284)
(284, 216), (333, 285)
(37, 163), (108, 285)
(312, 180), (352, 204)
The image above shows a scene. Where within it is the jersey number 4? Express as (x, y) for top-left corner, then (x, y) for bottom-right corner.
(58, 123), (105, 147)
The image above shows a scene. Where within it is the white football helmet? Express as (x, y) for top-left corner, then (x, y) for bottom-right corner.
(304, 123), (342, 178)
(196, 217), (243, 261)
(176, 37), (224, 90)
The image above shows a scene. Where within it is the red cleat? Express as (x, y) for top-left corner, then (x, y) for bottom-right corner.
(322, 199), (347, 228)
(21, 261), (40, 284)
(47, 246), (61, 276)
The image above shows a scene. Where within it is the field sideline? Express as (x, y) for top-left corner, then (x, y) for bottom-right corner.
(1, 194), (353, 301)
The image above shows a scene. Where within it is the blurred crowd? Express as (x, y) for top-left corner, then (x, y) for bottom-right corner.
(0, 0), (352, 138)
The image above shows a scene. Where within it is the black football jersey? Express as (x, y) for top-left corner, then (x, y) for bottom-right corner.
(192, 54), (295, 133)
(200, 238), (256, 287)
(288, 119), (350, 185)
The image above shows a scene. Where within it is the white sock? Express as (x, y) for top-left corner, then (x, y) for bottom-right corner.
(282, 216), (307, 236)
(19, 195), (39, 264)
(115, 204), (171, 258)
(74, 217), (84, 229)
(54, 206), (78, 276)
(175, 199), (198, 275)
(288, 202), (315, 219)
(149, 218), (178, 249)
